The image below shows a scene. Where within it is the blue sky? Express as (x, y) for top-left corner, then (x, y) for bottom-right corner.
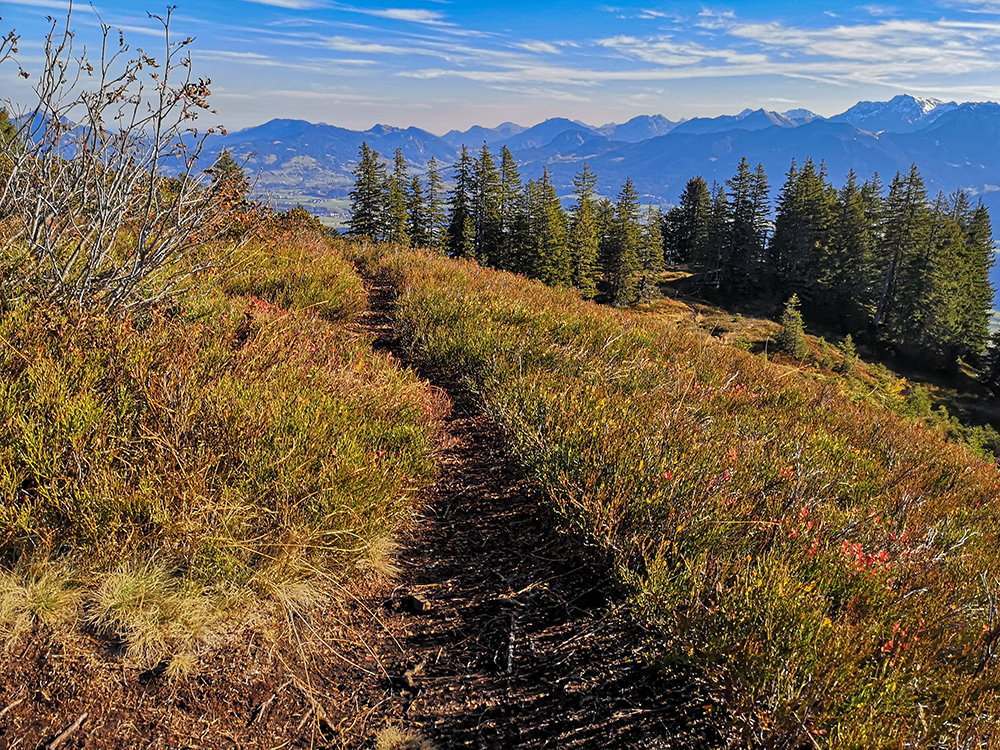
(3, 0), (1000, 133)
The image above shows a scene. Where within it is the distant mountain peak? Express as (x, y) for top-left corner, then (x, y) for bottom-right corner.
(782, 108), (820, 123)
(831, 94), (958, 133)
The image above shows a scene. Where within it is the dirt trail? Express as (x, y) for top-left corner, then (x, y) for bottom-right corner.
(0, 274), (718, 749)
(356, 272), (718, 749)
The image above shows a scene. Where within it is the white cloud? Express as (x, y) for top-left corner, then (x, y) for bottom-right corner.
(598, 35), (770, 66)
(239, 0), (330, 9)
(4, 0), (71, 10)
(362, 8), (452, 26)
(514, 41), (560, 55)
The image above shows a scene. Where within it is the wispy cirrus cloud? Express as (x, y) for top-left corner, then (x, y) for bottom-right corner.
(514, 40), (560, 55)
(361, 8), (451, 26)
(598, 35), (770, 66)
(239, 0), (330, 9)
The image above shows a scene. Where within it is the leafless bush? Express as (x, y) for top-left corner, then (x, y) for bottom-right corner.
(0, 3), (246, 313)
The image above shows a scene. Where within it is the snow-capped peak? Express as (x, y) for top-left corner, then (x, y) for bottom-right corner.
(831, 94), (959, 133)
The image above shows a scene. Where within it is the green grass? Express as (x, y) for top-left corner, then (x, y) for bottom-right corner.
(355, 243), (1000, 748)
(0, 230), (439, 671)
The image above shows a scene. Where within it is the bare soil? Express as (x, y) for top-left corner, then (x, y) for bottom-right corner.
(0, 273), (720, 749)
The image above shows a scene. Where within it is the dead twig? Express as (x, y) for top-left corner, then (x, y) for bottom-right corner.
(0, 697), (25, 719)
(250, 679), (293, 725)
(47, 712), (88, 750)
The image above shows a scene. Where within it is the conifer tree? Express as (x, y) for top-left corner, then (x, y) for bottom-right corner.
(824, 170), (879, 330)
(473, 143), (503, 266)
(596, 196), (617, 285)
(608, 178), (642, 306)
(447, 145), (476, 258)
(873, 165), (931, 333)
(959, 202), (996, 358)
(920, 194), (995, 365)
(347, 141), (388, 241)
(723, 158), (769, 295)
(425, 157), (448, 253)
(211, 149), (251, 207)
(704, 182), (729, 278)
(664, 175), (711, 265)
(526, 168), (571, 287)
(568, 163), (600, 298)
(499, 145), (528, 272)
(408, 173), (430, 248)
(777, 294), (808, 359)
(770, 158), (834, 301)
(385, 148), (410, 245)
(638, 203), (664, 301)
(839, 333), (859, 375)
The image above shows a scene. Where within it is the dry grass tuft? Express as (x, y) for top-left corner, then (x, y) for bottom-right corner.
(87, 564), (220, 671)
(357, 535), (402, 582)
(0, 564), (82, 645)
(374, 726), (438, 750)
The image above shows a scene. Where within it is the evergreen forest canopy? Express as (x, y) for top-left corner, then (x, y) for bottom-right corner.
(347, 142), (996, 371)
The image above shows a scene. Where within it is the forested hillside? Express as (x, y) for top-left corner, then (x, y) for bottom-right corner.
(347, 142), (995, 373)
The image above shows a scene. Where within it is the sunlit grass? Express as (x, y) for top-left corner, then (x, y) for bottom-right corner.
(355, 242), (1000, 747)
(0, 230), (439, 669)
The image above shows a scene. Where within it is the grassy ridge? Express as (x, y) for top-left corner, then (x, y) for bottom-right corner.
(0, 231), (439, 672)
(358, 244), (1000, 747)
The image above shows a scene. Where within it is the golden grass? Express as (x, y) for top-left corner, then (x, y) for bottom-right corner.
(0, 230), (439, 669)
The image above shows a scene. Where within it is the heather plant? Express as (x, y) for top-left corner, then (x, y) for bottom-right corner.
(355, 243), (1000, 747)
(0, 233), (439, 671)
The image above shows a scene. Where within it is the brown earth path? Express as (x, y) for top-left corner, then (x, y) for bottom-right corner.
(354, 271), (720, 749)
(0, 272), (719, 749)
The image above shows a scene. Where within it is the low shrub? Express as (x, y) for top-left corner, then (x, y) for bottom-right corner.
(0, 234), (439, 668)
(357, 243), (1000, 747)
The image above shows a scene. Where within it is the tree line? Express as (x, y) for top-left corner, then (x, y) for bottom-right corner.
(347, 141), (663, 307)
(664, 157), (995, 368)
(347, 143), (996, 369)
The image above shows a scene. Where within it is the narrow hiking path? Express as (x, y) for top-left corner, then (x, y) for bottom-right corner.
(356, 271), (719, 749)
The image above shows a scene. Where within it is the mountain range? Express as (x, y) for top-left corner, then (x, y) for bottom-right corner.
(207, 94), (1000, 240)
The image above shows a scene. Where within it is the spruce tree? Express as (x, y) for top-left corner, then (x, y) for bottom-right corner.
(596, 196), (617, 286)
(526, 168), (571, 287)
(839, 333), (859, 375)
(608, 178), (642, 306)
(211, 149), (251, 207)
(664, 175), (711, 266)
(959, 202), (996, 358)
(920, 194), (996, 366)
(385, 148), (410, 246)
(568, 163), (600, 298)
(704, 182), (729, 281)
(723, 158), (769, 296)
(770, 158), (834, 302)
(873, 165), (931, 333)
(425, 157), (448, 253)
(499, 146), (527, 272)
(346, 141), (388, 241)
(638, 204), (664, 301)
(820, 170), (879, 330)
(777, 294), (808, 359)
(447, 145), (476, 258)
(473, 143), (503, 266)
(408, 173), (430, 248)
